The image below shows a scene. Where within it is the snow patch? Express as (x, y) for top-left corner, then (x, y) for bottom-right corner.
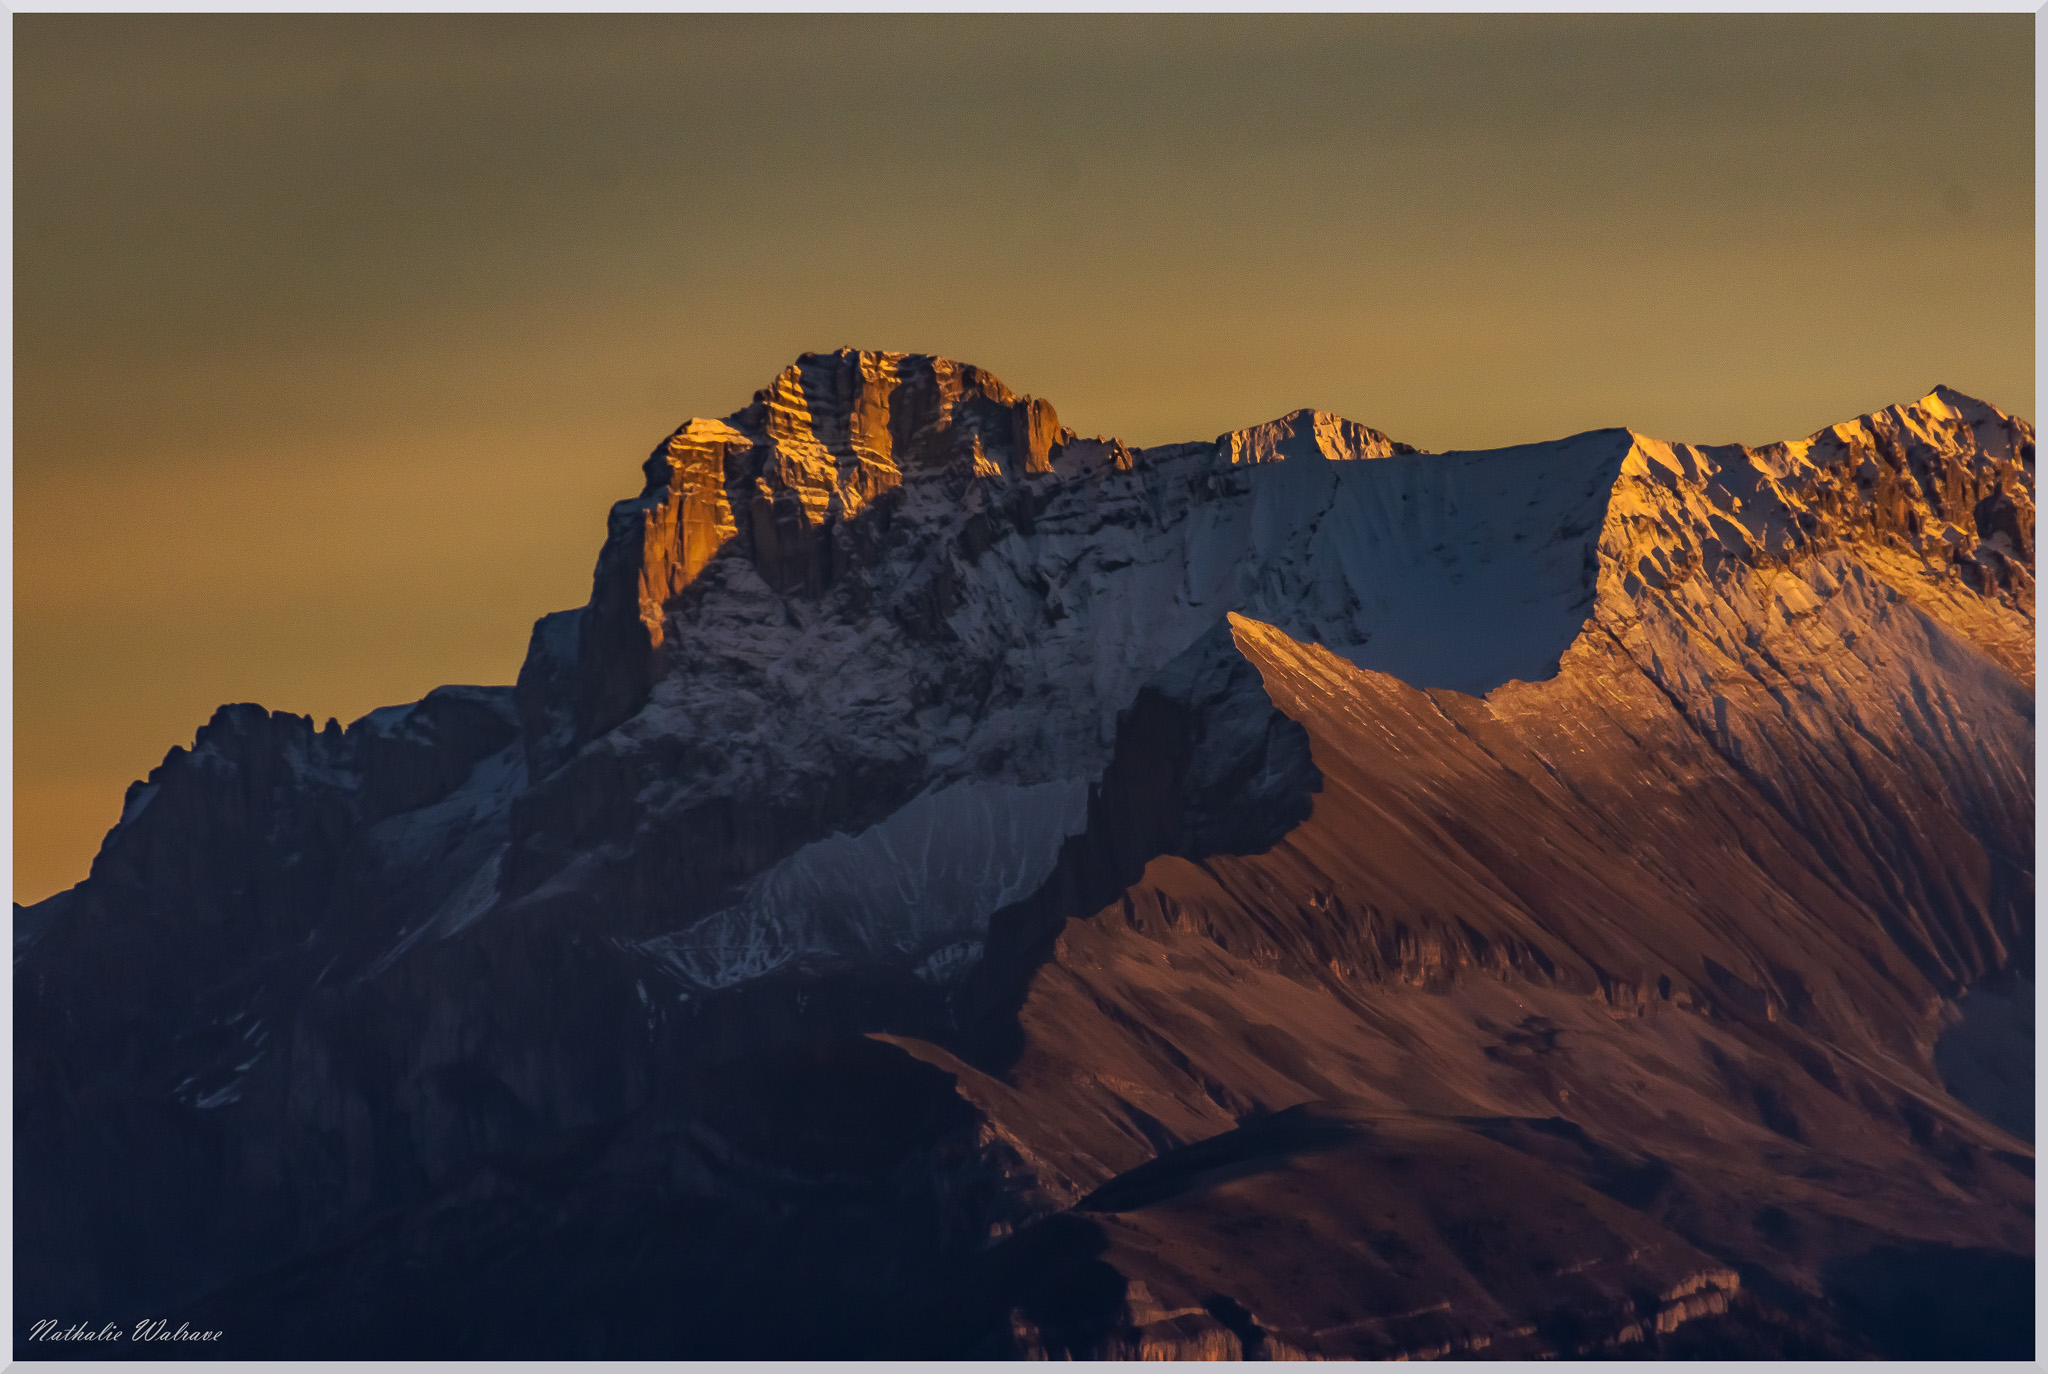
(913, 939), (986, 985)
(428, 846), (507, 940)
(627, 777), (1087, 991)
(117, 782), (160, 828)
(366, 844), (507, 979)
(1238, 429), (1631, 695)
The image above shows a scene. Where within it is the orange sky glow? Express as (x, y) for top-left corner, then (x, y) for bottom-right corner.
(14, 14), (2034, 903)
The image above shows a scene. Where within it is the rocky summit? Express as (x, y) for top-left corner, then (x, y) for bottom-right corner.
(15, 350), (2035, 1358)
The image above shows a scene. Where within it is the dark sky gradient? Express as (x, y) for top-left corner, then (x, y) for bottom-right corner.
(14, 14), (2034, 901)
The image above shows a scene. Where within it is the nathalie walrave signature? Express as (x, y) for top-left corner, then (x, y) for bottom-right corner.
(28, 1318), (223, 1343)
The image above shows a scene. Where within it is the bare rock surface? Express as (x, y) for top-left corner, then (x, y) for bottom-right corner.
(15, 351), (2033, 1358)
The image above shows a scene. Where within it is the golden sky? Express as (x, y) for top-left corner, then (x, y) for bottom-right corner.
(14, 14), (2034, 904)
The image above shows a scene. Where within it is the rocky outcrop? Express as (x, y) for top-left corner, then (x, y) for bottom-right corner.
(14, 686), (525, 1335)
(1598, 385), (2034, 679)
(1591, 391), (2034, 995)
(565, 350), (1071, 747)
(1217, 405), (1416, 466)
(14, 353), (2033, 1359)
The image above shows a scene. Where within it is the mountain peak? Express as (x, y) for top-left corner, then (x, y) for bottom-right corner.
(722, 349), (1059, 480)
(1915, 382), (2023, 433)
(1214, 406), (1419, 465)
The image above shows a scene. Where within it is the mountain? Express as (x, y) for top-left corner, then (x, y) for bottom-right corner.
(15, 350), (2035, 1359)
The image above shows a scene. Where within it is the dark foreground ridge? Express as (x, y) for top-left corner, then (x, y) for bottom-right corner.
(16, 352), (2036, 1358)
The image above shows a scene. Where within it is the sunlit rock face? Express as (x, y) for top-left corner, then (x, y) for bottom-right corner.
(553, 351), (1071, 749)
(15, 352), (2033, 1359)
